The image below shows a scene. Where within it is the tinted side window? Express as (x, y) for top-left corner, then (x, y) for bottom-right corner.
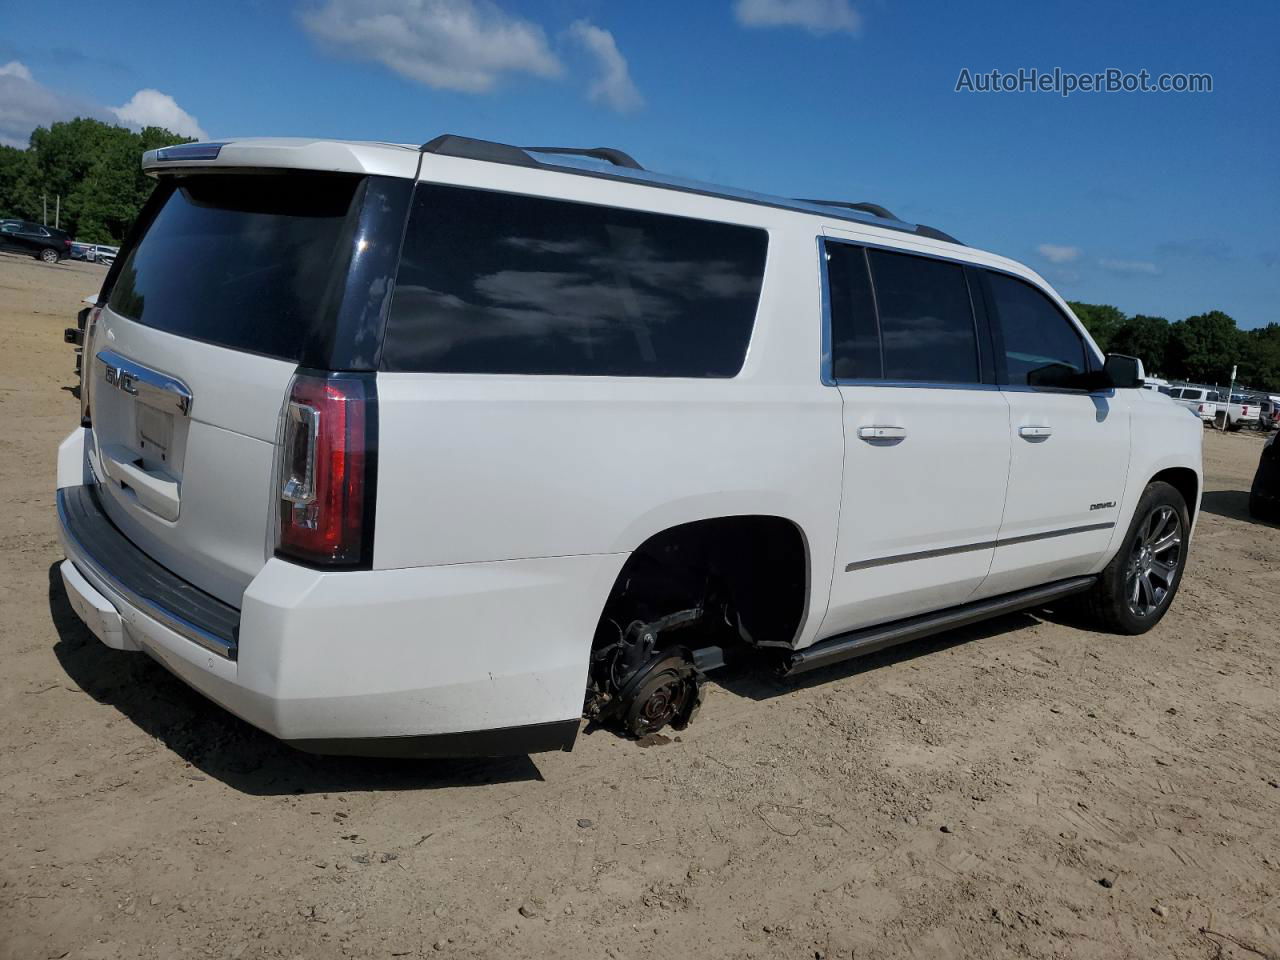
(383, 184), (768, 377)
(865, 249), (979, 383)
(826, 242), (880, 379)
(985, 272), (1088, 389)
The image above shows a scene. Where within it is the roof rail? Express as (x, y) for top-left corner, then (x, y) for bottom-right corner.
(418, 133), (962, 246)
(797, 199), (898, 221)
(523, 146), (643, 169)
(420, 134), (642, 170)
(420, 134), (534, 165)
(796, 199), (961, 244)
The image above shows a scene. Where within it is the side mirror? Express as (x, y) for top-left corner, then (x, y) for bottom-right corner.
(1104, 354), (1145, 389)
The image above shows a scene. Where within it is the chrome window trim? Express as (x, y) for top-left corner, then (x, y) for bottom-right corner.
(1000, 383), (1116, 398)
(818, 235), (1105, 390)
(819, 235), (993, 391)
(57, 491), (238, 660)
(836, 379), (1002, 392)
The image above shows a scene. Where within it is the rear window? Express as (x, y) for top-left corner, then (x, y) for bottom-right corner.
(382, 184), (768, 377)
(107, 173), (362, 361)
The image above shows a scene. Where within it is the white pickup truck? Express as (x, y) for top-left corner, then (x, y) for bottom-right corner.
(1220, 394), (1261, 431)
(56, 136), (1204, 757)
(1168, 386), (1219, 423)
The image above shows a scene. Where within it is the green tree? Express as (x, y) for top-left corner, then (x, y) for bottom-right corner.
(1067, 301), (1126, 352)
(1239, 323), (1280, 393)
(0, 117), (192, 242)
(0, 145), (41, 220)
(1164, 311), (1242, 384)
(1109, 314), (1170, 375)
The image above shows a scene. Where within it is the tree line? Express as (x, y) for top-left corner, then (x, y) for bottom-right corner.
(0, 117), (192, 244)
(1069, 302), (1280, 394)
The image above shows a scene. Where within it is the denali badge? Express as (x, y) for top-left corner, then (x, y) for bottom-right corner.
(1090, 500), (1117, 511)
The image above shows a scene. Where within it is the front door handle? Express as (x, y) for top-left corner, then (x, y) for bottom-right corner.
(1018, 425), (1053, 439)
(857, 425), (907, 442)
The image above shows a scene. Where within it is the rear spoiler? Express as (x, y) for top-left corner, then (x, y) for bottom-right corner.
(141, 139), (421, 179)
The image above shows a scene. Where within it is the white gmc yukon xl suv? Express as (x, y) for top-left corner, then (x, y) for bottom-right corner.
(56, 136), (1203, 757)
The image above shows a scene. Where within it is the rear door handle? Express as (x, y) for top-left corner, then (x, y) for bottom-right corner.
(857, 425), (907, 442)
(1018, 425), (1053, 439)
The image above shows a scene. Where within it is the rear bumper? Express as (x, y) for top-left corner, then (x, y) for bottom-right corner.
(56, 433), (623, 756)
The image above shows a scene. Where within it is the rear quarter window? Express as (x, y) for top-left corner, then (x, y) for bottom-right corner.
(381, 184), (769, 377)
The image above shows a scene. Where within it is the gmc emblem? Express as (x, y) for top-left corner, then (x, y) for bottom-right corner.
(103, 364), (139, 396)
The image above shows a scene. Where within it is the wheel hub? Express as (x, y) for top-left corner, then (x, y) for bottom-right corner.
(618, 652), (704, 739)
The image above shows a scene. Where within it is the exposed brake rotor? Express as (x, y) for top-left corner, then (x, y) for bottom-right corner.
(617, 652), (703, 738)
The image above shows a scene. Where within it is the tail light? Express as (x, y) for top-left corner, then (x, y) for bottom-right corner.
(276, 371), (377, 568)
(78, 304), (101, 426)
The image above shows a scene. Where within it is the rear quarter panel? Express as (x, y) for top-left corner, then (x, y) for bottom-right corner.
(373, 194), (845, 650)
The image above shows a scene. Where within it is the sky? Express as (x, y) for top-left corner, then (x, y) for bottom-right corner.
(2, 0), (1276, 328)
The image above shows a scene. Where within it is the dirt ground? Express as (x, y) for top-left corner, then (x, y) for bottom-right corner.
(1, 251), (1278, 960)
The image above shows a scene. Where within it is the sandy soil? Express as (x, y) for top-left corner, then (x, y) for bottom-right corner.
(1, 251), (1278, 960)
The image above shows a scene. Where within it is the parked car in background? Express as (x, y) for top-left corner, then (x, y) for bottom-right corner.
(1142, 376), (1172, 395)
(91, 244), (119, 266)
(1168, 386), (1218, 423)
(1257, 397), (1280, 431)
(70, 241), (96, 261)
(56, 135), (1203, 756)
(1250, 434), (1279, 521)
(0, 219), (71, 263)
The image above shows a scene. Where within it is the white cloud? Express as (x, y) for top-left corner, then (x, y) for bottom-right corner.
(0, 60), (108, 147)
(0, 61), (205, 147)
(300, 0), (562, 93)
(0, 60), (34, 82)
(111, 89), (208, 140)
(1099, 257), (1162, 276)
(733, 0), (861, 36)
(1037, 243), (1080, 264)
(568, 20), (643, 113)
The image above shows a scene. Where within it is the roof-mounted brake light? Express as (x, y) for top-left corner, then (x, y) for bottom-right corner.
(154, 142), (226, 162)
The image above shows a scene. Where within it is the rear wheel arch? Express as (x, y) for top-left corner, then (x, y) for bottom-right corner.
(597, 514), (812, 652)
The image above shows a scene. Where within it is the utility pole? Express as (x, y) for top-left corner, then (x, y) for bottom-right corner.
(42, 193), (47, 226)
(54, 195), (60, 230)
(1221, 365), (1237, 433)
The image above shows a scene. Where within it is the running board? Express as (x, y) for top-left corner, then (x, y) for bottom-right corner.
(783, 576), (1096, 677)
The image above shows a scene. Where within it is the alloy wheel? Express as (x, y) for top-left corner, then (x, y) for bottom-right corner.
(1125, 505), (1183, 618)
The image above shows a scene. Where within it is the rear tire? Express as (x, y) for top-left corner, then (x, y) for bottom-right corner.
(1077, 481), (1190, 634)
(38, 247), (58, 264)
